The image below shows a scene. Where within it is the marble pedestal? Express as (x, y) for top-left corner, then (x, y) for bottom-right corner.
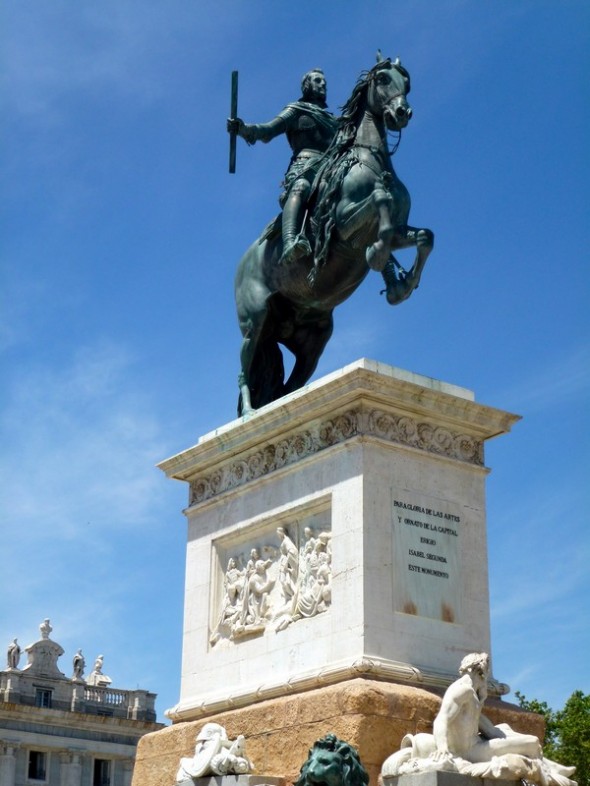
(159, 360), (519, 722)
(133, 360), (535, 786)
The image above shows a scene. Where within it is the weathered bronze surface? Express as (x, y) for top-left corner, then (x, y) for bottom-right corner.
(295, 734), (369, 786)
(230, 55), (434, 415)
(228, 70), (238, 174)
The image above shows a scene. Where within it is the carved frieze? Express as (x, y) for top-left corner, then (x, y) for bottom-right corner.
(190, 409), (483, 505)
(210, 524), (332, 646)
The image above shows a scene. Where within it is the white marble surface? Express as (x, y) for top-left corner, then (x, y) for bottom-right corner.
(381, 653), (576, 786)
(160, 361), (519, 721)
(176, 723), (253, 782)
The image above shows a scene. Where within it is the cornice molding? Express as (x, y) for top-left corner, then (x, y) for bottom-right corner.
(189, 407), (484, 505)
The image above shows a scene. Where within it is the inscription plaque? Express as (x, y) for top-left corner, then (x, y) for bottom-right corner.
(391, 491), (462, 622)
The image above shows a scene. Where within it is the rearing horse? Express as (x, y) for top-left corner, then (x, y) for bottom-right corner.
(235, 55), (434, 415)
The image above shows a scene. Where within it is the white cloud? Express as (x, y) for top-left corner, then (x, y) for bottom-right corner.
(0, 338), (182, 682)
(318, 323), (381, 373)
(0, 268), (50, 352)
(495, 344), (589, 412)
(1, 340), (169, 544)
(3, 3), (258, 124)
(489, 475), (589, 621)
(491, 555), (586, 622)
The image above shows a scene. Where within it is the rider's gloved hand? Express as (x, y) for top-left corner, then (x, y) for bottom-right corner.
(227, 117), (257, 145)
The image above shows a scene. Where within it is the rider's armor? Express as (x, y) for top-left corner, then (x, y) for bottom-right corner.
(241, 102), (338, 263)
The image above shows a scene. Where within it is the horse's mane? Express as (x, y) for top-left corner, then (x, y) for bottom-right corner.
(312, 58), (405, 270)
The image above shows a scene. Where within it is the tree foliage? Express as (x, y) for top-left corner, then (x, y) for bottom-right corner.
(516, 690), (590, 786)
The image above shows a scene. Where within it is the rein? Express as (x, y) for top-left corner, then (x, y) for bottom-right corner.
(351, 139), (400, 180)
(352, 143), (389, 178)
(387, 129), (401, 156)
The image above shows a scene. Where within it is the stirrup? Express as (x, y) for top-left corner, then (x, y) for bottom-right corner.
(280, 235), (311, 265)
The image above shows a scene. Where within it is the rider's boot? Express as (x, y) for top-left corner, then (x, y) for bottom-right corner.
(280, 188), (311, 265)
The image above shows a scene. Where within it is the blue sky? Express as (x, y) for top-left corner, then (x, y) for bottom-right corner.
(1, 1), (588, 724)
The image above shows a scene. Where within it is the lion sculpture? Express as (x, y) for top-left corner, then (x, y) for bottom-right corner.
(294, 734), (369, 786)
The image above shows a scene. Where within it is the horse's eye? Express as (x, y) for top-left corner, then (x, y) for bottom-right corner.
(377, 74), (390, 85)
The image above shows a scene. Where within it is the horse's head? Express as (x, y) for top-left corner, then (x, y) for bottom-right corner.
(365, 55), (412, 131)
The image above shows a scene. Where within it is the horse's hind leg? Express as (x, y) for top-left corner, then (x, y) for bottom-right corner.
(283, 313), (334, 395)
(238, 309), (267, 415)
(238, 336), (255, 414)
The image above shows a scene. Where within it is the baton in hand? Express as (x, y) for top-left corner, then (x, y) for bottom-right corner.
(229, 70), (238, 174)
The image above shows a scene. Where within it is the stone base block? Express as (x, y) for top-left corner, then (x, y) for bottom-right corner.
(178, 778), (285, 786)
(384, 775), (514, 786)
(131, 679), (543, 786)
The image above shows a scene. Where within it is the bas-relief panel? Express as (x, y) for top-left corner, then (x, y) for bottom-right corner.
(209, 505), (332, 646)
(391, 490), (463, 623)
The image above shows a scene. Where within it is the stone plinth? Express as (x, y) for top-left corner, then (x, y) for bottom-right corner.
(383, 774), (514, 786)
(180, 778), (285, 786)
(159, 360), (519, 722)
(131, 679), (543, 786)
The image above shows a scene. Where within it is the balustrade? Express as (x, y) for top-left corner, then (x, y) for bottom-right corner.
(83, 686), (129, 707)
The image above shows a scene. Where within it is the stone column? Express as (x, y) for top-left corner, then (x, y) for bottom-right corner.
(121, 758), (135, 786)
(70, 681), (85, 712)
(2, 671), (21, 703)
(59, 751), (82, 786)
(129, 690), (148, 720)
(0, 742), (19, 786)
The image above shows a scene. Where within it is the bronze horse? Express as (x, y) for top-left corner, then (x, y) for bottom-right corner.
(235, 55), (434, 415)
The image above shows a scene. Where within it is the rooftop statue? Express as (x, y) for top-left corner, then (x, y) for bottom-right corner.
(7, 638), (21, 669)
(381, 652), (577, 786)
(72, 649), (85, 681)
(229, 53), (434, 415)
(86, 653), (112, 687)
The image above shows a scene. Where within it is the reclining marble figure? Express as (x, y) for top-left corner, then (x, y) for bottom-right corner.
(175, 723), (253, 784)
(381, 652), (577, 786)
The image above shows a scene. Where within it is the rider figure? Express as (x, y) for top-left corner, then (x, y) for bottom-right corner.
(227, 69), (338, 264)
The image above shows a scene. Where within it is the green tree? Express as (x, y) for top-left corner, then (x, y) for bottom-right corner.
(556, 691), (590, 786)
(516, 690), (590, 786)
(515, 690), (559, 756)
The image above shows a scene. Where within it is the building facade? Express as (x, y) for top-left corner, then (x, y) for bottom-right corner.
(0, 621), (163, 786)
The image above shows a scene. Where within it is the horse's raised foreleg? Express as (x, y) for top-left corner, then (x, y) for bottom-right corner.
(404, 226), (434, 290)
(365, 185), (395, 272)
(337, 184), (397, 272)
(336, 193), (377, 243)
(382, 226), (434, 305)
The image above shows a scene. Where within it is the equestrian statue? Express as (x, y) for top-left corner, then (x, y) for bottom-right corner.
(228, 53), (434, 415)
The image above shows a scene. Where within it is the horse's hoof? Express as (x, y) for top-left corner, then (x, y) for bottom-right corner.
(417, 228), (434, 250)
